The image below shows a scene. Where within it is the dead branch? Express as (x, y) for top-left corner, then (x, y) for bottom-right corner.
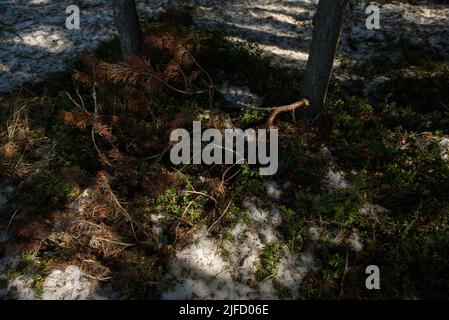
(238, 98), (310, 128)
(267, 98), (309, 128)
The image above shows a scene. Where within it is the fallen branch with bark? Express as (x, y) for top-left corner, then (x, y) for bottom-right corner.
(241, 98), (310, 128)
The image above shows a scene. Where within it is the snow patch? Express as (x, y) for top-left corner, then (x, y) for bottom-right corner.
(0, 260), (119, 300)
(438, 137), (449, 161)
(188, 0), (449, 93)
(42, 266), (95, 300)
(359, 202), (391, 224)
(2, 0), (448, 94)
(0, 0), (175, 92)
(320, 146), (336, 163)
(263, 180), (283, 200)
(162, 201), (318, 300)
(7, 277), (36, 300)
(348, 232), (363, 253)
(325, 168), (352, 190)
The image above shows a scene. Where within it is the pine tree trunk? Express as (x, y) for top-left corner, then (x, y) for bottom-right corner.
(300, 0), (349, 118)
(112, 0), (143, 57)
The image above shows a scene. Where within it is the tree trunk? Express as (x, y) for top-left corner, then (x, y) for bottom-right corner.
(112, 0), (143, 57)
(300, 0), (349, 118)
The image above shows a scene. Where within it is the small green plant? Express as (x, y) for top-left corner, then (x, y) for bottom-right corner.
(256, 244), (280, 280)
(313, 188), (365, 230)
(237, 108), (265, 128)
(221, 249), (231, 261)
(273, 279), (292, 299)
(219, 227), (233, 240)
(154, 187), (207, 221)
(279, 205), (306, 251)
(31, 274), (45, 300)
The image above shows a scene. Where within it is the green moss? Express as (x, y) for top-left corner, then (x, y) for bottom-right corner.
(273, 279), (292, 299)
(279, 205), (307, 251)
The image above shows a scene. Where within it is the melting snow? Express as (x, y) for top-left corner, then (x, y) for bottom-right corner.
(438, 137), (449, 161)
(263, 180), (283, 200)
(0, 0), (175, 92)
(2, 1), (448, 93)
(187, 0), (449, 94)
(41, 266), (94, 300)
(162, 200), (319, 300)
(0, 264), (117, 300)
(325, 168), (352, 190)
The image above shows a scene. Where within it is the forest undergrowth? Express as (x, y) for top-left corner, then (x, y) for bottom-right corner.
(0, 7), (448, 299)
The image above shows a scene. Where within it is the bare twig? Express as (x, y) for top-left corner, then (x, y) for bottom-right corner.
(267, 99), (310, 128)
(186, 50), (215, 109)
(174, 196), (200, 245)
(88, 55), (114, 167)
(182, 190), (217, 205)
(140, 70), (208, 95)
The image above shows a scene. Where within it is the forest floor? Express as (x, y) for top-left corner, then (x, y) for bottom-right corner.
(2, 0), (449, 92)
(1, 1), (449, 299)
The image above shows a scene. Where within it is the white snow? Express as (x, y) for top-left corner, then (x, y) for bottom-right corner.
(0, 263), (118, 300)
(1, 0), (448, 301)
(187, 0), (449, 94)
(325, 168), (352, 190)
(0, 0), (175, 92)
(2, 1), (448, 93)
(162, 201), (319, 300)
(41, 266), (94, 300)
(359, 202), (391, 216)
(263, 180), (283, 200)
(438, 137), (449, 161)
(348, 231), (363, 253)
(319, 146), (352, 190)
(320, 146), (336, 163)
(7, 277), (36, 300)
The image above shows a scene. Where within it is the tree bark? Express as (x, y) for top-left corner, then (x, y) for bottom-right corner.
(300, 0), (349, 118)
(112, 0), (143, 57)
